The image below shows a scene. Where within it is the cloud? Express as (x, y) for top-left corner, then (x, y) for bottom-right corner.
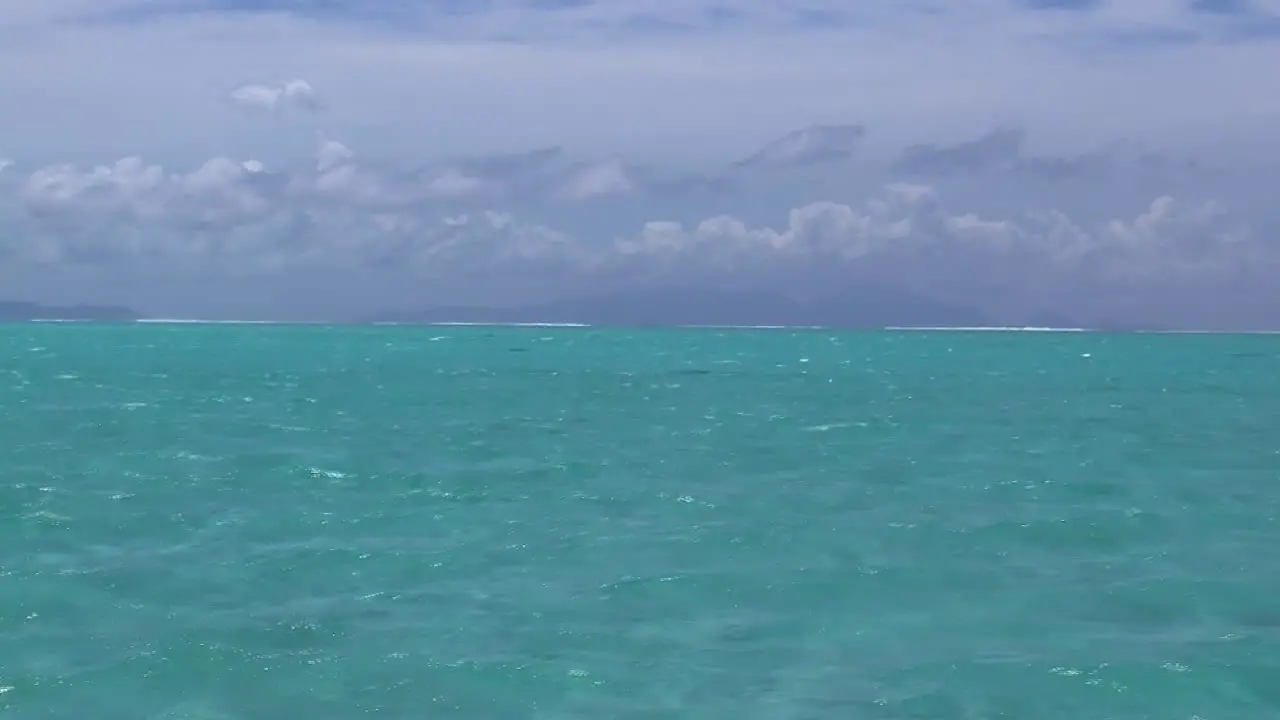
(19, 155), (270, 219)
(604, 185), (1255, 290)
(4, 0), (1280, 166)
(732, 125), (866, 169)
(1, 131), (1267, 326)
(4, 1), (1280, 325)
(896, 128), (1032, 176)
(228, 79), (320, 112)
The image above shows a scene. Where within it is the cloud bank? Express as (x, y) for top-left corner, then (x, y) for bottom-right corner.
(1, 124), (1274, 328)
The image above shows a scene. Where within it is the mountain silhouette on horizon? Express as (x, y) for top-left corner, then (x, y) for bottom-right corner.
(367, 285), (991, 328)
(0, 301), (141, 322)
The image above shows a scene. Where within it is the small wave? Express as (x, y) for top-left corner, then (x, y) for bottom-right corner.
(802, 421), (866, 432)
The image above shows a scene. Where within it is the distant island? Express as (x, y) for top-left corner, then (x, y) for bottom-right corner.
(1, 290), (1176, 330)
(0, 301), (142, 322)
(366, 286), (998, 329)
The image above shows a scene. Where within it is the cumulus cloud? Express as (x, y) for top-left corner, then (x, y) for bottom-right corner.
(19, 155), (273, 222)
(1, 133), (1266, 327)
(228, 79), (320, 112)
(605, 184), (1254, 287)
(551, 159), (640, 201)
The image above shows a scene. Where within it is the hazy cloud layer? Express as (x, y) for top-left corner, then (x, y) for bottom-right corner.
(6, 0), (1280, 162)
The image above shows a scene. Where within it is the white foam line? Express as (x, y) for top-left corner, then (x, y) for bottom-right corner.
(676, 324), (826, 330)
(135, 319), (319, 325)
(884, 326), (1094, 332)
(423, 322), (592, 328)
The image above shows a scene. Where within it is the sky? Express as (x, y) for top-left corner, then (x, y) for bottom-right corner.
(2, 0), (1280, 326)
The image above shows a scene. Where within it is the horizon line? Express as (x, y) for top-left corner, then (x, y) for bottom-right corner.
(12, 318), (1280, 335)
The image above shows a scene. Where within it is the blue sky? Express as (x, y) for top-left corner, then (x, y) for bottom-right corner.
(1, 0), (1279, 326)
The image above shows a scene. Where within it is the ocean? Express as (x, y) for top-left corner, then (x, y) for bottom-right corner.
(1, 323), (1277, 719)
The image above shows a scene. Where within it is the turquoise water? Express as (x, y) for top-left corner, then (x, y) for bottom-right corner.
(2, 324), (1278, 719)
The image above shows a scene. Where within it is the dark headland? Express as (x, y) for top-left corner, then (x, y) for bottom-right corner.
(0, 301), (142, 322)
(367, 287), (992, 329)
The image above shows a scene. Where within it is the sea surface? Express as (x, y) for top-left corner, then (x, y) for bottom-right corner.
(1, 324), (1278, 719)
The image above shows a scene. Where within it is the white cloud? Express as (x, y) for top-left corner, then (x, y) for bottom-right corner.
(228, 79), (320, 112)
(424, 169), (488, 198)
(552, 159), (637, 201)
(22, 157), (167, 214)
(604, 185), (1254, 286)
(315, 138), (353, 172)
